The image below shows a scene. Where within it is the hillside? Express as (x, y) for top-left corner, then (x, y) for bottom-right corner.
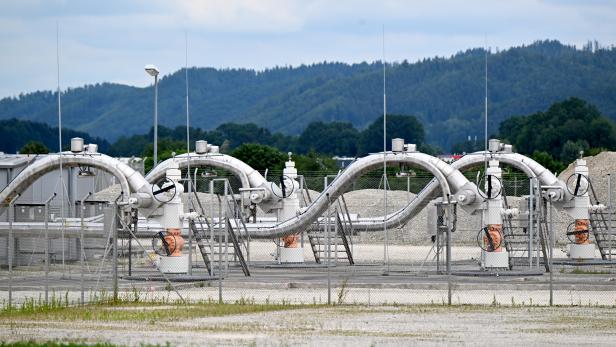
(0, 118), (110, 154)
(1, 40), (616, 150)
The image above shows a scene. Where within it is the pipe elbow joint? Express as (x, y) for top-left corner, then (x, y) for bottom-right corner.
(128, 192), (154, 208)
(456, 189), (476, 205)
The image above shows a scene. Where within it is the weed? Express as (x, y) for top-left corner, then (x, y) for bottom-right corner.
(336, 278), (349, 305)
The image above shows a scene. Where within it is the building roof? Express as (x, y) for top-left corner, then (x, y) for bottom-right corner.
(0, 153), (36, 169)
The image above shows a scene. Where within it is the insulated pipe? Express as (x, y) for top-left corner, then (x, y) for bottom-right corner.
(351, 151), (542, 231)
(145, 153), (254, 189)
(249, 151), (453, 238)
(0, 153), (148, 215)
(452, 152), (569, 201)
(147, 151), (480, 236)
(351, 151), (478, 231)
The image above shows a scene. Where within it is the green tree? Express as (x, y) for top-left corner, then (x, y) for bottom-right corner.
(359, 115), (426, 155)
(293, 149), (338, 172)
(531, 151), (565, 174)
(231, 144), (287, 171)
(19, 140), (49, 154)
(560, 140), (588, 163)
(298, 121), (359, 155)
(451, 139), (483, 154)
(499, 97), (616, 165)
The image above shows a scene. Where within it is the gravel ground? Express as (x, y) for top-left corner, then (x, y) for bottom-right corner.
(2, 305), (616, 346)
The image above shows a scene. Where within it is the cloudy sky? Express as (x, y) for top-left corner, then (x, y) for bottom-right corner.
(1, 0), (616, 98)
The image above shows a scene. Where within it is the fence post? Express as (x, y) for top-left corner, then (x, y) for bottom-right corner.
(529, 179), (534, 269)
(7, 195), (18, 309)
(112, 202), (119, 302)
(326, 193), (331, 305)
(217, 181), (223, 304)
(549, 196), (554, 306)
(446, 196), (452, 306)
(80, 192), (92, 305)
(609, 174), (612, 261)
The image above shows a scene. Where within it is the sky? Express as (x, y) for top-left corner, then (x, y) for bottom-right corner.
(1, 0), (616, 98)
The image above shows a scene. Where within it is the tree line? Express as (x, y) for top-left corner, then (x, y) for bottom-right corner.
(5, 97), (616, 174)
(3, 40), (616, 151)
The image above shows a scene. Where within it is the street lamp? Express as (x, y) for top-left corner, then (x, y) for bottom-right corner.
(145, 64), (160, 167)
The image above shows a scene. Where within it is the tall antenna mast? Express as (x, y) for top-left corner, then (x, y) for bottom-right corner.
(382, 24), (389, 273)
(56, 21), (66, 267)
(185, 31), (190, 163)
(184, 31), (192, 274)
(484, 38), (488, 172)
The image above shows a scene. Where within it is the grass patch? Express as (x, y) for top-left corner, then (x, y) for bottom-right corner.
(0, 342), (121, 347)
(567, 268), (611, 275)
(0, 300), (309, 322)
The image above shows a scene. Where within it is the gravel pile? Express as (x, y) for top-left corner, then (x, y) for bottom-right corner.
(558, 151), (616, 205)
(90, 184), (122, 202)
(343, 189), (482, 245)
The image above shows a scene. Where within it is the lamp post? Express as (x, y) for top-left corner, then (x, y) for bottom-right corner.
(145, 64), (160, 167)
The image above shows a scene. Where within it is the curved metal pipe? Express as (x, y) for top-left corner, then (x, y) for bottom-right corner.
(250, 151), (453, 238)
(145, 153), (256, 189)
(453, 151), (569, 201)
(0, 153), (150, 215)
(352, 151), (548, 231)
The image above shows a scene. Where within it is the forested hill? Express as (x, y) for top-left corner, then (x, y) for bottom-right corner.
(1, 40), (616, 150)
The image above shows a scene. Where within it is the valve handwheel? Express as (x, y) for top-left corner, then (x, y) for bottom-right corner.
(477, 174), (502, 200)
(566, 220), (591, 244)
(152, 177), (177, 203)
(476, 227), (503, 252)
(566, 173), (589, 197)
(271, 174), (295, 199)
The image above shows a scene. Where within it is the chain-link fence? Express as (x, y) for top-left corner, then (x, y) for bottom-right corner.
(1, 167), (615, 309)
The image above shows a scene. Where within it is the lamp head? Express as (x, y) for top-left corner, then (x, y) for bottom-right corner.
(145, 64), (159, 77)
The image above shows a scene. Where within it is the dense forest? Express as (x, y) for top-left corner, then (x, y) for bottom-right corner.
(2, 40), (616, 150)
(498, 97), (616, 172)
(2, 97), (616, 174)
(108, 114), (431, 157)
(0, 114), (430, 171)
(0, 118), (110, 154)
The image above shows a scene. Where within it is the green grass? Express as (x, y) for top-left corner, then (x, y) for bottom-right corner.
(0, 301), (307, 322)
(0, 343), (121, 347)
(0, 342), (172, 347)
(568, 268), (611, 275)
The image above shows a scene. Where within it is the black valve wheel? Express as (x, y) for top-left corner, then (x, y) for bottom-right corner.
(566, 173), (589, 197)
(151, 232), (171, 256)
(476, 227), (503, 252)
(152, 177), (177, 203)
(477, 174), (503, 200)
(271, 174), (296, 199)
(566, 221), (590, 243)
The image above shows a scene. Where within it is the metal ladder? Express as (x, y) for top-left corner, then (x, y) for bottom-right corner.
(219, 183), (251, 276)
(224, 216), (250, 276)
(187, 180), (250, 276)
(500, 182), (550, 270)
(501, 190), (524, 269)
(307, 195), (354, 265)
(588, 182), (616, 260)
(188, 217), (214, 275)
